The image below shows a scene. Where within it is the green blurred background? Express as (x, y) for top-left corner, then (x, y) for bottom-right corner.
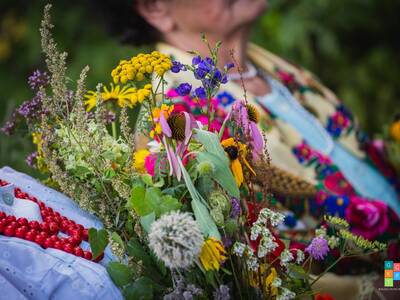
(1, 0), (399, 176)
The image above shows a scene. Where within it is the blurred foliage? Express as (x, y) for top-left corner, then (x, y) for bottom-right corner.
(1, 0), (399, 175)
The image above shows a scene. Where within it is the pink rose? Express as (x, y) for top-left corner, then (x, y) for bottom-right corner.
(345, 196), (389, 240)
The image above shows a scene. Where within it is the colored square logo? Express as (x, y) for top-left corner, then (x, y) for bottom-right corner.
(385, 261), (394, 270)
(385, 278), (394, 287)
(394, 263), (400, 272)
(394, 272), (400, 281)
(385, 270), (393, 278)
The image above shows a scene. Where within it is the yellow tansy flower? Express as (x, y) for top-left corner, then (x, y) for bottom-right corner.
(111, 51), (172, 84)
(390, 120), (400, 143)
(221, 138), (256, 187)
(133, 149), (150, 173)
(199, 238), (227, 271)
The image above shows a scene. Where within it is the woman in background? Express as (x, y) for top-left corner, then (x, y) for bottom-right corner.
(97, 0), (400, 299)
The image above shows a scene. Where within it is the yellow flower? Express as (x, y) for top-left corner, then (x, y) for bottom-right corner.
(133, 149), (150, 173)
(32, 132), (48, 173)
(390, 120), (400, 143)
(265, 267), (278, 297)
(149, 104), (174, 138)
(249, 266), (278, 297)
(111, 51), (172, 84)
(199, 238), (227, 271)
(84, 83), (138, 111)
(221, 138), (256, 187)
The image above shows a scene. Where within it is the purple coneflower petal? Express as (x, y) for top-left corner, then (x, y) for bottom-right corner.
(183, 112), (192, 145)
(160, 112), (172, 137)
(250, 121), (263, 154)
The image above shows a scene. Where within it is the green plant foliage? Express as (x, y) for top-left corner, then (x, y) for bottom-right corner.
(88, 228), (109, 259)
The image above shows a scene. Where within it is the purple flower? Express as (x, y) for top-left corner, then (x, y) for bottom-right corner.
(171, 61), (185, 73)
(305, 236), (330, 260)
(213, 285), (230, 300)
(26, 152), (38, 168)
(230, 197), (241, 217)
(192, 56), (201, 65)
(225, 63), (234, 70)
(28, 70), (50, 90)
(176, 83), (192, 96)
(194, 87), (206, 99)
(0, 117), (17, 135)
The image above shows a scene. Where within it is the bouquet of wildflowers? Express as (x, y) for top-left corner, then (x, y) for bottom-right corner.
(1, 5), (386, 300)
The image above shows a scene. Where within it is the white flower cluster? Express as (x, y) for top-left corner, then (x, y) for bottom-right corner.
(277, 287), (296, 300)
(279, 249), (294, 267)
(295, 249), (305, 264)
(250, 208), (285, 258)
(258, 208), (285, 226)
(232, 242), (259, 271)
(272, 277), (282, 288)
(148, 211), (204, 269)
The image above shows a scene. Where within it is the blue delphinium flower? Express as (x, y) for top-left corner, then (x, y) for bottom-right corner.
(194, 87), (206, 99)
(192, 55), (201, 65)
(176, 83), (192, 96)
(171, 61), (185, 73)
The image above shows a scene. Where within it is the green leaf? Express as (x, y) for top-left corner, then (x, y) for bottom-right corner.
(73, 165), (91, 179)
(191, 198), (221, 239)
(127, 238), (153, 267)
(140, 212), (155, 233)
(128, 185), (152, 216)
(194, 129), (227, 162)
(158, 194), (182, 215)
(122, 277), (154, 300)
(107, 262), (133, 288)
(129, 185), (181, 217)
(111, 232), (125, 250)
(141, 174), (153, 186)
(177, 156), (221, 239)
(104, 168), (116, 179)
(197, 151), (240, 198)
(88, 228), (109, 259)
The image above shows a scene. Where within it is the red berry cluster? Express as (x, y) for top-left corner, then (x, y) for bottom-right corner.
(0, 179), (103, 262)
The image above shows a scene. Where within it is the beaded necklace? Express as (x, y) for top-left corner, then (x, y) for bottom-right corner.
(0, 179), (102, 262)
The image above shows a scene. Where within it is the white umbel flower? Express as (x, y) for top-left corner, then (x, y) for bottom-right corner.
(148, 211), (204, 269)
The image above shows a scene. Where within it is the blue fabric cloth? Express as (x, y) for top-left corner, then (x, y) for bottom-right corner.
(0, 166), (123, 300)
(257, 78), (400, 215)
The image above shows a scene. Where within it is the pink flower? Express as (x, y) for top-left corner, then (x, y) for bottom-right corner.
(345, 196), (389, 240)
(277, 70), (295, 85)
(323, 171), (356, 196)
(316, 190), (329, 205)
(144, 154), (157, 176)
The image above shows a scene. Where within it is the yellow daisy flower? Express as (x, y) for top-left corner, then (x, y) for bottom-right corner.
(84, 83), (138, 111)
(199, 238), (227, 271)
(133, 149), (150, 173)
(221, 138), (256, 187)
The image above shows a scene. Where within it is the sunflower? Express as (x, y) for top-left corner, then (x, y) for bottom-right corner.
(84, 83), (137, 111)
(199, 238), (227, 271)
(221, 138), (256, 186)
